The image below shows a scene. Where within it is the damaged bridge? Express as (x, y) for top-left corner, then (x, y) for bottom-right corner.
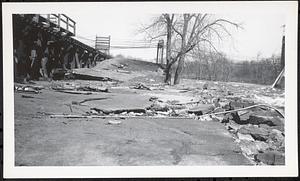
(13, 14), (111, 65)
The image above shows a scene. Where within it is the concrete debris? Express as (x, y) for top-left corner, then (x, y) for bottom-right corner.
(107, 120), (122, 125)
(55, 90), (93, 95)
(187, 104), (214, 116)
(254, 151), (285, 165)
(254, 141), (270, 152)
(225, 120), (241, 132)
(149, 96), (159, 102)
(228, 99), (255, 109)
(269, 129), (285, 143)
(72, 97), (109, 105)
(14, 85), (40, 94)
(51, 83), (109, 93)
(146, 103), (169, 112)
(69, 70), (116, 82)
(238, 140), (259, 155)
(217, 103), (285, 165)
(222, 112), (241, 124)
(116, 69), (131, 74)
(198, 115), (214, 122)
(248, 115), (283, 127)
(238, 125), (269, 141)
(111, 63), (127, 69)
(21, 95), (35, 98)
(91, 107), (146, 115)
(202, 82), (208, 90)
(237, 132), (255, 141)
(131, 83), (151, 90)
(77, 85), (109, 92)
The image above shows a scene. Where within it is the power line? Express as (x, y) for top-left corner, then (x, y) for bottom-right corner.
(110, 46), (157, 49)
(76, 34), (160, 44)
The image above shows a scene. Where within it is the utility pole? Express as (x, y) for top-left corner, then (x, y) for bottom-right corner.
(160, 40), (164, 65)
(156, 40), (164, 65)
(271, 24), (285, 88)
(280, 25), (285, 70)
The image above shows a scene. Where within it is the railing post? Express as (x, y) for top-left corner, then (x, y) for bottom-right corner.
(73, 22), (76, 35)
(57, 14), (61, 28)
(108, 35), (111, 55)
(66, 17), (69, 31)
(47, 14), (50, 23)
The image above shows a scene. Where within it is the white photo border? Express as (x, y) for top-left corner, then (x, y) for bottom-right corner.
(2, 1), (298, 178)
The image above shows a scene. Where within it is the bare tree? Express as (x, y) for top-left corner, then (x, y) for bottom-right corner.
(170, 14), (240, 84)
(139, 14), (174, 84)
(141, 13), (240, 85)
(162, 14), (174, 84)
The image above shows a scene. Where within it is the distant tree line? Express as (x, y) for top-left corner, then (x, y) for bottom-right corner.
(181, 53), (282, 85)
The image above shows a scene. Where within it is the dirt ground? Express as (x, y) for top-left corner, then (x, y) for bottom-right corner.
(14, 58), (284, 166)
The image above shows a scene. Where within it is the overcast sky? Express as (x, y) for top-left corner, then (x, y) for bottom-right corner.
(66, 11), (285, 62)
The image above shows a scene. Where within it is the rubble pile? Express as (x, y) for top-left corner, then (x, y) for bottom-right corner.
(50, 81), (111, 94)
(84, 80), (285, 165)
(14, 84), (44, 94)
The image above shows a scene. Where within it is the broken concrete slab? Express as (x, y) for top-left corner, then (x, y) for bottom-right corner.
(238, 125), (269, 141)
(107, 120), (122, 125)
(187, 104), (214, 116)
(238, 140), (258, 155)
(222, 112), (241, 124)
(91, 107), (146, 115)
(70, 72), (116, 82)
(259, 123), (284, 132)
(229, 99), (255, 109)
(55, 90), (93, 95)
(254, 151), (285, 165)
(226, 120), (242, 132)
(248, 115), (284, 126)
(237, 133), (255, 141)
(146, 103), (169, 112)
(15, 85), (40, 94)
(77, 85), (109, 93)
(268, 129), (285, 143)
(21, 95), (35, 98)
(116, 69), (131, 74)
(72, 97), (109, 105)
(254, 141), (270, 152)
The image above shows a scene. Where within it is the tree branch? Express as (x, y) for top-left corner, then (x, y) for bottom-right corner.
(171, 21), (183, 39)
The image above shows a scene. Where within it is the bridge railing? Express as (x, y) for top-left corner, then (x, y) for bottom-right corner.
(40, 14), (76, 36)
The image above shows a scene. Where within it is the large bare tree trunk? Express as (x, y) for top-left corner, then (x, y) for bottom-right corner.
(173, 14), (189, 85)
(173, 55), (186, 84)
(164, 14), (174, 84)
(164, 64), (172, 84)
